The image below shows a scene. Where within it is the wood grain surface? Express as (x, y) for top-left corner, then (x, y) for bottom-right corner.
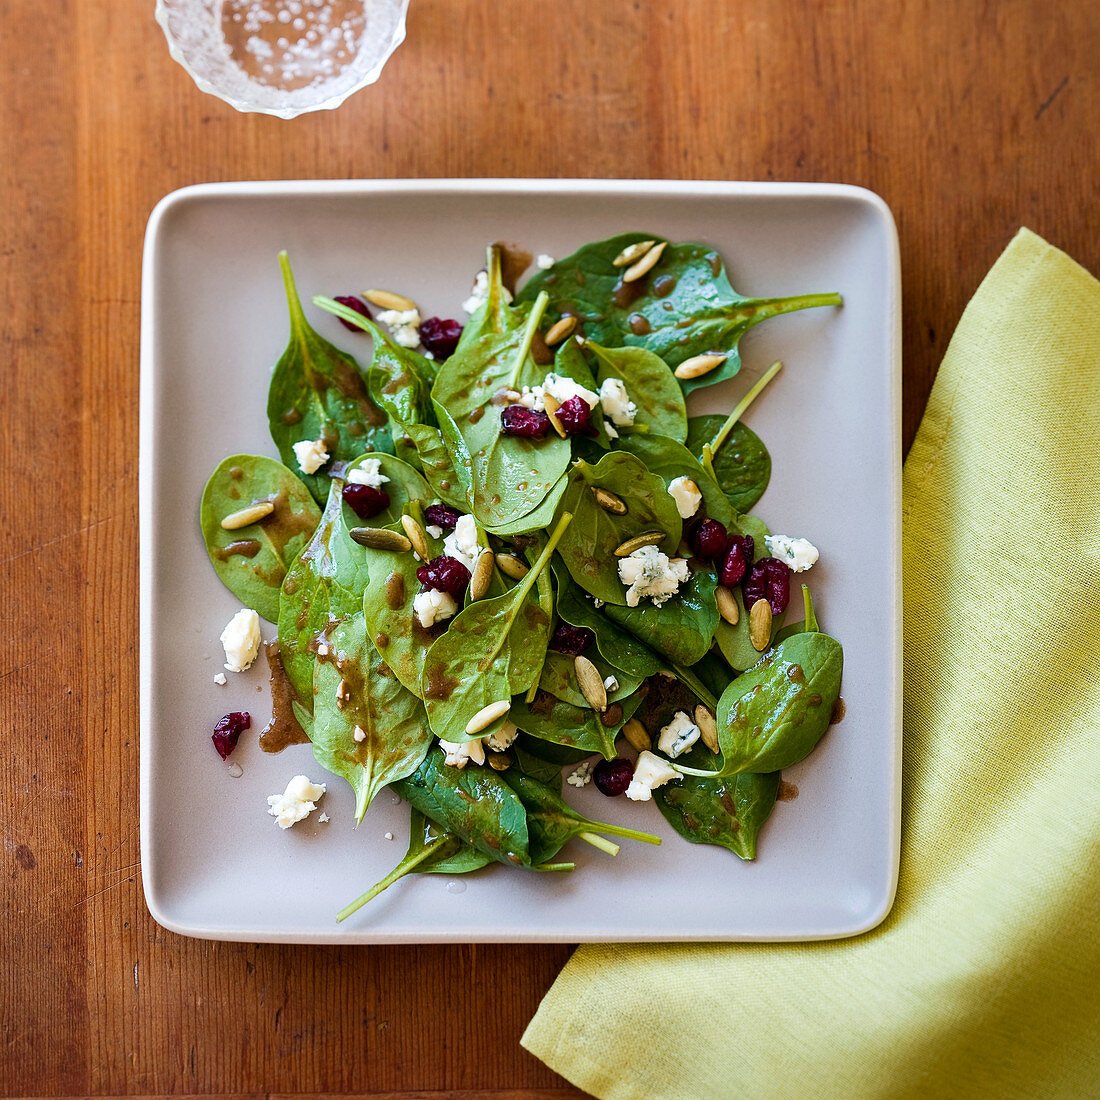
(2, 0), (1097, 1095)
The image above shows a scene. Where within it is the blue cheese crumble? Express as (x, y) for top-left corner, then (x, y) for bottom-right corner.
(598, 378), (637, 428)
(220, 608), (261, 672)
(617, 545), (690, 608)
(291, 437), (329, 474)
(376, 307), (422, 348)
(566, 761), (594, 787)
(439, 737), (486, 768)
(267, 775), (326, 829)
(764, 534), (820, 572)
(657, 711), (701, 758)
(625, 751), (681, 802)
(667, 476), (702, 520)
(347, 458), (390, 489)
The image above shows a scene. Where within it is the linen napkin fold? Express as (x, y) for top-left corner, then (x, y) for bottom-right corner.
(522, 228), (1100, 1099)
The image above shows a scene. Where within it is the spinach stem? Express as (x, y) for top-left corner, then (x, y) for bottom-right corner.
(277, 251), (308, 336)
(582, 822), (662, 846)
(480, 512), (573, 674)
(706, 360), (784, 463)
(506, 291), (549, 390)
(313, 294), (383, 341)
(511, 510), (573, 610)
(578, 832), (620, 856)
(803, 584), (818, 632)
(533, 862), (575, 873)
(744, 290), (844, 320)
(671, 662), (718, 711)
(336, 835), (449, 921)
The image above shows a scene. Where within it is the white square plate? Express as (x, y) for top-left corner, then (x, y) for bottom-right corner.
(140, 179), (901, 943)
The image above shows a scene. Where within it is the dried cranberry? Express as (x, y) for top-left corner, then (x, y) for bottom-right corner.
(553, 395), (593, 435)
(550, 623), (594, 655)
(333, 295), (372, 332)
(500, 404), (551, 438)
(416, 555), (471, 597)
(742, 556), (791, 615)
(342, 483), (390, 520)
(423, 503), (463, 532)
(211, 711), (250, 760)
(593, 757), (634, 796)
(718, 535), (755, 587)
(419, 316), (463, 360)
(691, 519), (728, 560)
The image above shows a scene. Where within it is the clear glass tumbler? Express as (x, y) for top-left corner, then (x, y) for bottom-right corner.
(156, 0), (409, 118)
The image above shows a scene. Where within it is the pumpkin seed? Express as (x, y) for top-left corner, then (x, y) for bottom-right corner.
(623, 240), (667, 283)
(487, 751), (512, 772)
(674, 352), (727, 380)
(621, 718), (651, 752)
(349, 527), (413, 551)
(544, 315), (577, 345)
(363, 288), (417, 312)
(574, 655), (607, 712)
(465, 699), (511, 735)
(716, 584), (740, 625)
(612, 239), (657, 267)
(495, 552), (529, 579)
(749, 598), (773, 651)
(220, 501), (275, 530)
(694, 705), (719, 753)
(614, 530), (666, 557)
(542, 393), (568, 438)
(469, 548), (495, 601)
(591, 486), (627, 515)
(400, 514), (430, 560)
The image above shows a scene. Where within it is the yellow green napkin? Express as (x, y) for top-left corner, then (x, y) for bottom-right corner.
(522, 228), (1100, 1099)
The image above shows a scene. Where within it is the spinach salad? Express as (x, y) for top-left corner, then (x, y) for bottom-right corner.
(199, 233), (845, 921)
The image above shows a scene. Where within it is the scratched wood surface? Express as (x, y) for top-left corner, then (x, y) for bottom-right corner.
(2, 0), (1097, 1094)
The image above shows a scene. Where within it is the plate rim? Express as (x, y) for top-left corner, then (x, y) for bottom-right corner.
(139, 177), (902, 943)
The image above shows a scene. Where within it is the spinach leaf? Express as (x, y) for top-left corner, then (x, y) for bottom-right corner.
(404, 809), (494, 874)
(538, 650), (644, 710)
(337, 807), (491, 923)
(359, 502), (444, 699)
(555, 451), (682, 605)
(714, 587), (760, 674)
(587, 342), (687, 443)
(685, 414), (771, 514)
(201, 454), (322, 624)
(510, 737), (571, 783)
(455, 245), (528, 352)
(604, 568), (720, 667)
(432, 293), (571, 530)
(690, 648), (737, 703)
(267, 252), (391, 503)
(484, 468), (569, 538)
(276, 478), (352, 706)
(654, 741), (779, 860)
(403, 422), (469, 510)
(510, 690), (643, 761)
(503, 772), (661, 863)
(518, 234), (842, 395)
(550, 337), (614, 450)
(395, 749), (531, 867)
(616, 432), (733, 528)
(677, 630), (843, 779)
(310, 611), (433, 820)
(341, 451), (431, 530)
(313, 296), (436, 470)
(551, 561), (663, 678)
(421, 514), (570, 743)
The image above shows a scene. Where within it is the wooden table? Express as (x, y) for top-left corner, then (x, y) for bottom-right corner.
(3, 1), (1096, 1095)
